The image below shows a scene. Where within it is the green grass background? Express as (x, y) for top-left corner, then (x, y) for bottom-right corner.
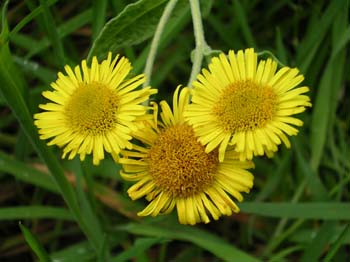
(0, 0), (349, 261)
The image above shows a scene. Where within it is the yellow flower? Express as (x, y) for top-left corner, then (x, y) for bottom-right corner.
(119, 86), (254, 225)
(185, 48), (312, 161)
(34, 53), (157, 165)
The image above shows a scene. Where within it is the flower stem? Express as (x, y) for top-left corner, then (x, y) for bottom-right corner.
(187, 0), (208, 87)
(258, 50), (286, 67)
(143, 0), (179, 88)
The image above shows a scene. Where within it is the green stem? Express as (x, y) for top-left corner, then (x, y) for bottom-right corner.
(143, 0), (178, 88)
(258, 50), (286, 67)
(187, 0), (208, 87)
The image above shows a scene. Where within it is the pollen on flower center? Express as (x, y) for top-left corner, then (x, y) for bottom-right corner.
(148, 124), (218, 198)
(64, 82), (119, 135)
(212, 80), (277, 132)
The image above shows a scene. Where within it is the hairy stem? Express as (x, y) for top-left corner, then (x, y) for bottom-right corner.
(143, 0), (179, 88)
(187, 0), (208, 87)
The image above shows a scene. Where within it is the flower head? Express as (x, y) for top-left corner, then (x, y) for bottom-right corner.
(119, 86), (254, 225)
(34, 53), (156, 165)
(185, 48), (312, 161)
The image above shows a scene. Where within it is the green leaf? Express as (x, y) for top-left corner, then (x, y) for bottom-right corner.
(310, 0), (348, 171)
(9, 0), (58, 37)
(275, 27), (287, 64)
(0, 32), (99, 251)
(269, 245), (303, 262)
(70, 159), (106, 256)
(92, 0), (108, 40)
(331, 24), (350, 60)
(255, 152), (291, 202)
(118, 222), (259, 262)
(324, 223), (350, 262)
(300, 221), (337, 262)
(297, 1), (343, 73)
(50, 241), (95, 262)
(232, 0), (255, 47)
(0, 206), (73, 221)
(10, 9), (92, 58)
(88, 0), (189, 60)
(0, 150), (59, 193)
(111, 237), (164, 261)
(13, 55), (56, 84)
(310, 59), (333, 171)
(294, 140), (328, 200)
(19, 223), (52, 262)
(239, 202), (350, 219)
(38, 0), (66, 67)
(1, 0), (10, 40)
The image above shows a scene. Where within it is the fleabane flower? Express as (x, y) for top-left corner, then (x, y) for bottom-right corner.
(185, 48), (312, 161)
(34, 52), (157, 165)
(119, 86), (254, 225)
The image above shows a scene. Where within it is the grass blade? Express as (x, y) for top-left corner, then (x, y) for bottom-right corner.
(294, 139), (328, 200)
(0, 151), (58, 193)
(50, 241), (95, 262)
(232, 0), (255, 47)
(310, 61), (333, 170)
(118, 222), (260, 262)
(38, 0), (65, 67)
(297, 1), (342, 73)
(0, 30), (100, 252)
(19, 223), (52, 261)
(92, 0), (107, 40)
(0, 206), (73, 221)
(300, 221), (337, 262)
(71, 159), (106, 257)
(11, 9), (92, 58)
(240, 202), (350, 219)
(111, 237), (164, 261)
(270, 245), (303, 262)
(13, 55), (56, 83)
(324, 223), (350, 262)
(9, 0), (58, 37)
(310, 0), (348, 171)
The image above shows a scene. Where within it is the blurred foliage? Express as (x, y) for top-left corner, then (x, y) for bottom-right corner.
(0, 0), (349, 261)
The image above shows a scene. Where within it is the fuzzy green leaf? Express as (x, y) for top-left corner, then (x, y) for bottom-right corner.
(88, 0), (189, 60)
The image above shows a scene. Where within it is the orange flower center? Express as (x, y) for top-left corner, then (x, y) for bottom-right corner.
(64, 82), (119, 135)
(212, 80), (277, 132)
(148, 124), (218, 198)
